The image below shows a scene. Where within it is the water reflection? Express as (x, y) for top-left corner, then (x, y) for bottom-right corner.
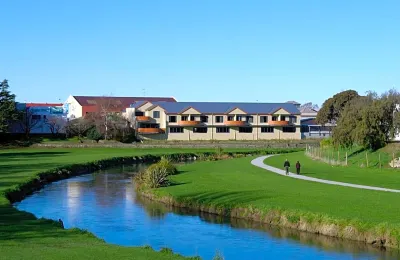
(14, 166), (399, 260)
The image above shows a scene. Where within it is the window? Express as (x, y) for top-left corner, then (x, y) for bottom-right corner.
(260, 116), (268, 123)
(170, 127), (183, 133)
(216, 127), (230, 133)
(135, 111), (144, 116)
(246, 116), (253, 123)
(43, 115), (47, 120)
(261, 127), (274, 133)
(193, 127), (207, 133)
(31, 115), (41, 120)
(181, 116), (188, 121)
(153, 111), (160, 118)
(289, 116), (297, 123)
(215, 116), (224, 123)
(239, 127), (252, 133)
(87, 100), (97, 105)
(169, 116), (177, 122)
(272, 116), (278, 121)
(200, 116), (208, 123)
(281, 116), (286, 121)
(227, 116), (234, 121)
(301, 125), (309, 133)
(283, 127), (296, 133)
(237, 115), (242, 121)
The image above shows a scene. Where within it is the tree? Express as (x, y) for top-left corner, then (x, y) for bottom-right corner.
(0, 79), (19, 133)
(66, 117), (94, 142)
(316, 90), (359, 125)
(300, 102), (319, 111)
(18, 107), (41, 138)
(86, 128), (102, 143)
(45, 116), (66, 137)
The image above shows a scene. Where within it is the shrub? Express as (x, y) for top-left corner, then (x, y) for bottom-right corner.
(158, 157), (178, 175)
(320, 138), (333, 148)
(144, 164), (170, 188)
(86, 128), (103, 143)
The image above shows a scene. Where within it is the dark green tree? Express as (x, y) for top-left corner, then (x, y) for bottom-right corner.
(0, 79), (19, 133)
(86, 127), (103, 143)
(316, 90), (359, 125)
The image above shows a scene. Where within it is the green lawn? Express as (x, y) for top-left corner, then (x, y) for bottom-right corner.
(265, 152), (400, 189)
(0, 147), (269, 260)
(152, 157), (400, 236)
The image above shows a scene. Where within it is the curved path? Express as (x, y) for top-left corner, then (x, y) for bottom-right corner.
(251, 155), (400, 193)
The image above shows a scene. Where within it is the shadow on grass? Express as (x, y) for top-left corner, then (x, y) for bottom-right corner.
(0, 151), (70, 159)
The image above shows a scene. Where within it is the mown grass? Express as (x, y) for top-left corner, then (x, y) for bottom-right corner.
(151, 158), (400, 241)
(0, 147), (276, 260)
(265, 151), (400, 189)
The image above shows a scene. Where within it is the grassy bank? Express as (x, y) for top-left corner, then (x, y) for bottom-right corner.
(144, 157), (400, 248)
(265, 151), (400, 189)
(0, 147), (296, 260)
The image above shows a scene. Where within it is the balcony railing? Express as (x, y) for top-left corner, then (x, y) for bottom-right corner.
(137, 128), (164, 134)
(224, 121), (247, 126)
(269, 120), (290, 126)
(136, 116), (151, 122)
(178, 120), (201, 127)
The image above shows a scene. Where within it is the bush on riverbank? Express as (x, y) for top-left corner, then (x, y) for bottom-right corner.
(135, 158), (178, 188)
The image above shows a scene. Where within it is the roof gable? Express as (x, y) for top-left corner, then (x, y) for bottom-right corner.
(271, 108), (291, 115)
(180, 107), (201, 114)
(226, 107), (247, 114)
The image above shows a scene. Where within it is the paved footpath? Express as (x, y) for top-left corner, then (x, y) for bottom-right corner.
(251, 155), (400, 193)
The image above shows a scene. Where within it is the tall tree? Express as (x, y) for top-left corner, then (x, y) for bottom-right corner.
(0, 79), (18, 133)
(18, 107), (41, 138)
(316, 90), (359, 125)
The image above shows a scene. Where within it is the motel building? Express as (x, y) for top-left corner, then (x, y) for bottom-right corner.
(124, 101), (302, 141)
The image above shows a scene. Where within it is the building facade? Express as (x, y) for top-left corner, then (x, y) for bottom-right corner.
(10, 103), (67, 134)
(125, 101), (301, 141)
(64, 95), (177, 119)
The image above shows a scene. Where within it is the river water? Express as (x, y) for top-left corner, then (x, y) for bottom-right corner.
(14, 165), (399, 260)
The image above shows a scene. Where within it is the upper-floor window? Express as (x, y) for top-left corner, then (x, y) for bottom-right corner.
(135, 111), (144, 116)
(215, 116), (224, 123)
(237, 115), (243, 121)
(181, 115), (188, 121)
(153, 111), (160, 119)
(200, 116), (208, 123)
(281, 116), (286, 121)
(227, 115), (234, 121)
(239, 127), (252, 133)
(260, 116), (268, 123)
(169, 116), (177, 123)
(246, 116), (253, 123)
(289, 116), (297, 123)
(272, 116), (278, 121)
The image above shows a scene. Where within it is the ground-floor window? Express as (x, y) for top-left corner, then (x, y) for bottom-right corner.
(239, 127), (252, 133)
(193, 127), (207, 133)
(216, 127), (230, 133)
(283, 127), (296, 133)
(170, 127), (184, 133)
(261, 127), (274, 133)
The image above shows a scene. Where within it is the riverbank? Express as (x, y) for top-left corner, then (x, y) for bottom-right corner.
(137, 157), (400, 249)
(0, 147), (299, 260)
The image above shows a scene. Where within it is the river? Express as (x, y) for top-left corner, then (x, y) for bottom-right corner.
(14, 165), (398, 260)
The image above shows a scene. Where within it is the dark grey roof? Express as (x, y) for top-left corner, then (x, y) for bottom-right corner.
(147, 102), (301, 114)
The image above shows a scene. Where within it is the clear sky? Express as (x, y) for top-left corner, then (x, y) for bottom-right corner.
(1, 1), (399, 106)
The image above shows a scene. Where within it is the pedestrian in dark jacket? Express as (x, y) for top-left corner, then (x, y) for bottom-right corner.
(284, 159), (290, 175)
(296, 161), (301, 175)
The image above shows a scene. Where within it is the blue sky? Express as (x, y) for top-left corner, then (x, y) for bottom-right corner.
(1, 1), (399, 106)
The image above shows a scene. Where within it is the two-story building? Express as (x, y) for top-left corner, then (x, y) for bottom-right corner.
(125, 101), (301, 141)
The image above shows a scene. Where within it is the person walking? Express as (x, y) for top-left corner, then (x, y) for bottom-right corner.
(284, 159), (290, 175)
(296, 161), (301, 175)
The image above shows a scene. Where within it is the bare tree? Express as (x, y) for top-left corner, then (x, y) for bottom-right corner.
(67, 117), (94, 142)
(45, 116), (66, 137)
(18, 107), (42, 138)
(92, 96), (124, 140)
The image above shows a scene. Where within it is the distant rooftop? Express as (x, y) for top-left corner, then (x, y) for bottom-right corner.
(72, 96), (177, 107)
(285, 100), (301, 105)
(145, 101), (301, 114)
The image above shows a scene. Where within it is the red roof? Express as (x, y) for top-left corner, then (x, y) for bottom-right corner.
(73, 96), (176, 107)
(26, 103), (63, 107)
